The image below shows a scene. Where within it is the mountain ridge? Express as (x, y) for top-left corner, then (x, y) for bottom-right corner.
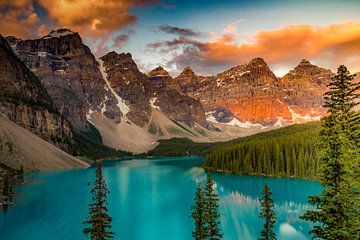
(3, 28), (348, 153)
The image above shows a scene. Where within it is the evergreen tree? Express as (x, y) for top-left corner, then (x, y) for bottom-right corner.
(301, 65), (360, 239)
(83, 161), (114, 240)
(191, 182), (208, 240)
(258, 184), (276, 240)
(204, 171), (223, 240)
(19, 165), (24, 183)
(2, 173), (9, 202)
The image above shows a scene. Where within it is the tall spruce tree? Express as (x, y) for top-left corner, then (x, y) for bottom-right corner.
(258, 184), (276, 240)
(204, 171), (223, 240)
(191, 182), (208, 240)
(83, 161), (114, 240)
(301, 65), (360, 239)
(2, 173), (10, 202)
(19, 165), (24, 183)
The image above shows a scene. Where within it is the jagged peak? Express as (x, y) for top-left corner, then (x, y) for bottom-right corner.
(248, 57), (267, 66)
(43, 28), (76, 39)
(296, 59), (313, 68)
(148, 66), (170, 77)
(179, 66), (195, 75)
(101, 51), (132, 60)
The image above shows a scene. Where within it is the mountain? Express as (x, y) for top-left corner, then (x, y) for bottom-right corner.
(0, 35), (73, 151)
(280, 59), (333, 120)
(5, 29), (121, 130)
(0, 114), (89, 171)
(4, 28), (343, 153)
(170, 58), (333, 127)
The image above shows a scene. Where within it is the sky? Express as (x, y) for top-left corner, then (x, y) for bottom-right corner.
(1, 0), (360, 76)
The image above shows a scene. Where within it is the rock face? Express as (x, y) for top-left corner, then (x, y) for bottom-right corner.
(100, 52), (208, 128)
(280, 59), (333, 118)
(170, 58), (334, 125)
(0, 35), (73, 150)
(6, 29), (121, 130)
(4, 28), (345, 153)
(100, 51), (150, 126)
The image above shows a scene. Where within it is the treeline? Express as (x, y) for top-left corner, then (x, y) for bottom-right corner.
(204, 122), (321, 179)
(72, 123), (131, 160)
(141, 138), (214, 157)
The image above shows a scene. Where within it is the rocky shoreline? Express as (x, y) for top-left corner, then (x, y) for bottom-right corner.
(0, 163), (24, 212)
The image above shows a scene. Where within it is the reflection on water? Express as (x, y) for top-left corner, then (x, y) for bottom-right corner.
(0, 157), (321, 240)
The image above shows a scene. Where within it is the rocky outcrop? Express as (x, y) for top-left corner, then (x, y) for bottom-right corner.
(169, 58), (335, 125)
(280, 59), (334, 118)
(147, 66), (208, 128)
(0, 35), (73, 150)
(100, 52), (208, 128)
(100, 51), (150, 126)
(6, 29), (121, 130)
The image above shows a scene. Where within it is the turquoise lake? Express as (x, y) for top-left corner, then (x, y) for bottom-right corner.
(0, 157), (322, 240)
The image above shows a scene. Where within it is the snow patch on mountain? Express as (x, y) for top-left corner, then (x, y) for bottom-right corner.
(150, 97), (160, 110)
(97, 59), (130, 117)
(206, 114), (265, 129)
(43, 29), (75, 39)
(288, 107), (321, 123)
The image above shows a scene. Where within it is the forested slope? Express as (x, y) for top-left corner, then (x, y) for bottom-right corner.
(203, 122), (321, 179)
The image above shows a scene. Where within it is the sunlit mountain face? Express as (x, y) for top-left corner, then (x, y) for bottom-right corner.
(1, 0), (360, 77)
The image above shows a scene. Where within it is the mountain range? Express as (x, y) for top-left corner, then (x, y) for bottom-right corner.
(1, 28), (357, 156)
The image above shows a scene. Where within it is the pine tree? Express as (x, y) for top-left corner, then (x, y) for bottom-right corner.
(258, 184), (276, 240)
(301, 65), (360, 239)
(83, 161), (114, 240)
(19, 165), (24, 183)
(204, 171), (222, 240)
(191, 182), (207, 240)
(2, 174), (10, 202)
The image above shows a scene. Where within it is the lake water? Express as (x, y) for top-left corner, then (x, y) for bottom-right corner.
(0, 157), (322, 240)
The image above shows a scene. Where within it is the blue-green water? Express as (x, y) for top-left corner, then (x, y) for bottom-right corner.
(0, 157), (322, 240)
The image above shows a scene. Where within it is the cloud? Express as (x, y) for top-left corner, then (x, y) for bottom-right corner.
(0, 0), (40, 38)
(1, 0), (157, 40)
(112, 34), (130, 48)
(149, 21), (360, 74)
(158, 25), (207, 37)
(37, 0), (158, 38)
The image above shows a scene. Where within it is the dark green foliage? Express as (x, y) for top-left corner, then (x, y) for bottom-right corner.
(83, 161), (114, 240)
(301, 65), (360, 239)
(191, 182), (208, 240)
(2, 174), (9, 199)
(204, 122), (320, 179)
(191, 172), (223, 240)
(259, 184), (276, 240)
(19, 165), (24, 183)
(142, 138), (214, 157)
(204, 171), (223, 240)
(73, 123), (131, 160)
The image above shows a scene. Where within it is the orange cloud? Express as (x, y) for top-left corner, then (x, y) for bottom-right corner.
(201, 21), (360, 72)
(38, 0), (157, 38)
(0, 0), (40, 38)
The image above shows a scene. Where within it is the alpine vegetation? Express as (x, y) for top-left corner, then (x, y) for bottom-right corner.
(83, 161), (115, 240)
(191, 171), (223, 240)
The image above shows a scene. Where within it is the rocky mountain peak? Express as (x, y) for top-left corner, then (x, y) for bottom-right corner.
(216, 57), (277, 86)
(177, 66), (196, 78)
(100, 51), (137, 71)
(43, 28), (76, 39)
(148, 66), (170, 78)
(248, 57), (267, 67)
(148, 66), (171, 80)
(298, 59), (311, 66)
(284, 59), (333, 83)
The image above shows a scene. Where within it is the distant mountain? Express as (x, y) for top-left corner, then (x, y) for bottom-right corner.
(4, 28), (345, 153)
(169, 58), (334, 127)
